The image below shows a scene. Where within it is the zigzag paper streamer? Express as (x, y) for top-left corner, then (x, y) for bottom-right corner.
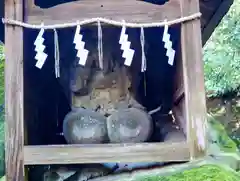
(74, 24), (89, 66)
(119, 24), (135, 66)
(34, 27), (48, 69)
(162, 24), (175, 66)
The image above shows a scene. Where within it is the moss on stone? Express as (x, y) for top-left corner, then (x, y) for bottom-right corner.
(135, 165), (240, 181)
(207, 115), (238, 152)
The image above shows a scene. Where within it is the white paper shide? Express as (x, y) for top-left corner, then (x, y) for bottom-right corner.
(34, 27), (48, 69)
(74, 24), (89, 66)
(119, 25), (135, 66)
(162, 24), (175, 66)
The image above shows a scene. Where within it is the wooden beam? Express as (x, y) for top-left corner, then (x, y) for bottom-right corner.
(172, 100), (187, 136)
(5, 0), (24, 180)
(202, 0), (233, 45)
(173, 41), (184, 105)
(25, 0), (36, 14)
(173, 45), (184, 105)
(179, 0), (207, 159)
(25, 0), (181, 25)
(24, 142), (190, 165)
(173, 87), (184, 105)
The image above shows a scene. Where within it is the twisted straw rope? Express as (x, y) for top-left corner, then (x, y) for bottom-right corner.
(1, 12), (201, 29)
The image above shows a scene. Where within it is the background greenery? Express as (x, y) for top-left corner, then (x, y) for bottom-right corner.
(137, 165), (240, 181)
(0, 0), (239, 179)
(0, 45), (4, 176)
(203, 0), (240, 97)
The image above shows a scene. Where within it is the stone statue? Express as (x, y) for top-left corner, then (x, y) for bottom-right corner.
(62, 28), (153, 144)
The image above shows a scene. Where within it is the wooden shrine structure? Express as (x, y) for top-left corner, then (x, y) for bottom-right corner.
(2, 0), (233, 181)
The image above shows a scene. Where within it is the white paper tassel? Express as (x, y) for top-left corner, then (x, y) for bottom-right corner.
(119, 21), (135, 66)
(140, 27), (146, 72)
(162, 22), (175, 66)
(97, 21), (103, 69)
(54, 29), (60, 78)
(73, 23), (89, 66)
(34, 23), (48, 69)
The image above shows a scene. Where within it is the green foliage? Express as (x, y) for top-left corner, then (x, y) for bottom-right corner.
(136, 165), (240, 181)
(0, 46), (3, 60)
(204, 0), (240, 97)
(207, 114), (238, 152)
(0, 176), (5, 181)
(0, 45), (3, 105)
(0, 45), (4, 177)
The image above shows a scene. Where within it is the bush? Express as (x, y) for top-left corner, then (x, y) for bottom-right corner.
(203, 0), (240, 97)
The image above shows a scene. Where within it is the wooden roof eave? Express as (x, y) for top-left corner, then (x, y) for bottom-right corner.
(201, 0), (233, 45)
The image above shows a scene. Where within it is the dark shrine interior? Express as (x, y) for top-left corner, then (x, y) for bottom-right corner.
(1, 0), (182, 146)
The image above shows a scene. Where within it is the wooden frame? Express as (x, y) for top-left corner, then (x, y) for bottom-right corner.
(24, 142), (190, 165)
(5, 0), (24, 180)
(25, 0), (182, 25)
(180, 0), (207, 158)
(4, 0), (207, 180)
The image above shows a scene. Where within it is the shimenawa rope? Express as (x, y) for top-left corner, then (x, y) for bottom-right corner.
(1, 12), (201, 29)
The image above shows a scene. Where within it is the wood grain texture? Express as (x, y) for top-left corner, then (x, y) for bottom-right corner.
(25, 0), (181, 25)
(173, 39), (185, 135)
(179, 0), (207, 159)
(173, 43), (184, 105)
(24, 142), (190, 165)
(173, 98), (187, 136)
(5, 0), (24, 180)
(25, 0), (35, 14)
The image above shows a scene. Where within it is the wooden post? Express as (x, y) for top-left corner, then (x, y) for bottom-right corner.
(5, 0), (24, 180)
(179, 0), (207, 159)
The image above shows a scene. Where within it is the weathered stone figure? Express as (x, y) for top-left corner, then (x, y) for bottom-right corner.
(62, 31), (153, 144)
(63, 108), (108, 144)
(107, 107), (153, 143)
